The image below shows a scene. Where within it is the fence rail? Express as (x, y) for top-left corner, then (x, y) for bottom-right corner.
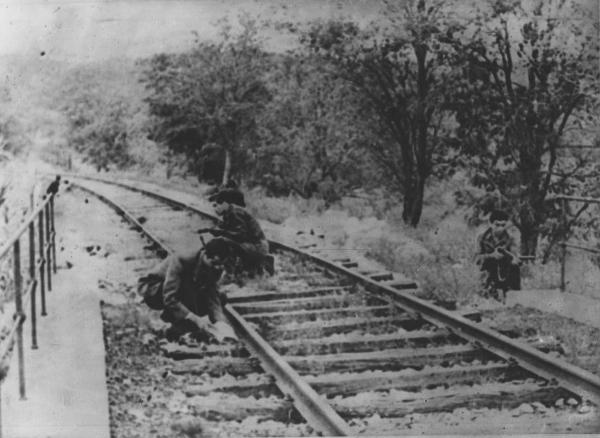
(0, 189), (58, 438)
(555, 195), (600, 291)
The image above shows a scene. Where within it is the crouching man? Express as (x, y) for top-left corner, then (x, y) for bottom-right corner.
(202, 188), (274, 277)
(137, 237), (238, 343)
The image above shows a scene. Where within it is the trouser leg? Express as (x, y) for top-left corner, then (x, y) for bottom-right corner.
(508, 264), (521, 290)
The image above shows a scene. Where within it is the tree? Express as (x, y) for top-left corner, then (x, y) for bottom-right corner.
(141, 17), (271, 184)
(0, 113), (27, 161)
(302, 0), (461, 226)
(451, 0), (599, 256)
(255, 53), (375, 201)
(59, 66), (139, 171)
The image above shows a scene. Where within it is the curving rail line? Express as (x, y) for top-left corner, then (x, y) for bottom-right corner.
(68, 173), (600, 435)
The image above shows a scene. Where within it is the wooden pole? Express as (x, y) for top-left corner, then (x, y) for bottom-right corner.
(559, 197), (567, 292)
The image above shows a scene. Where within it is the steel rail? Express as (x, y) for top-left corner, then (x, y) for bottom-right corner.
(69, 178), (352, 436)
(74, 184), (172, 257)
(68, 175), (600, 406)
(0, 187), (57, 422)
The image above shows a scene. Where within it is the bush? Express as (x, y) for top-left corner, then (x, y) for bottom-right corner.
(365, 223), (481, 305)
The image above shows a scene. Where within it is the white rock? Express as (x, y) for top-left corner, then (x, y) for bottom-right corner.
(555, 398), (565, 408)
(532, 402), (547, 412)
(518, 403), (534, 415)
(578, 404), (591, 414)
(566, 398), (579, 407)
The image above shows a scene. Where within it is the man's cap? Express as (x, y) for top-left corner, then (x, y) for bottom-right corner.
(490, 209), (509, 222)
(204, 237), (233, 259)
(208, 188), (246, 207)
(224, 178), (238, 189)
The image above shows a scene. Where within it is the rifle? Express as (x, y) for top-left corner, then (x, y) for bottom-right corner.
(197, 228), (221, 236)
(497, 247), (535, 264)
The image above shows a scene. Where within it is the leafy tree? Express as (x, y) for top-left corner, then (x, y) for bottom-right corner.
(451, 0), (599, 256)
(141, 17), (271, 184)
(57, 63), (146, 171)
(0, 113), (27, 161)
(255, 53), (376, 201)
(65, 98), (133, 171)
(301, 0), (462, 226)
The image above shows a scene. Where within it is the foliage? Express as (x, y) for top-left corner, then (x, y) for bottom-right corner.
(0, 112), (27, 161)
(301, 0), (464, 226)
(140, 17), (271, 184)
(450, 0), (600, 256)
(58, 63), (146, 171)
(254, 53), (378, 202)
(365, 218), (482, 305)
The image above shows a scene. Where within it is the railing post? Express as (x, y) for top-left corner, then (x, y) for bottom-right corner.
(0, 384), (3, 438)
(28, 222), (38, 349)
(38, 211), (47, 316)
(12, 240), (26, 400)
(560, 242), (566, 292)
(44, 204), (52, 292)
(560, 197), (568, 292)
(50, 195), (57, 274)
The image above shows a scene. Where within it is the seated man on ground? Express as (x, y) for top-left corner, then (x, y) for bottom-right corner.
(137, 237), (238, 343)
(199, 188), (274, 278)
(476, 209), (521, 302)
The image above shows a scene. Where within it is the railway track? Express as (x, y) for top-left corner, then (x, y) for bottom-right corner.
(68, 174), (600, 435)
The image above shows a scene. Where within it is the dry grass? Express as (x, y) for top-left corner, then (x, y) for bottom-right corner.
(481, 305), (600, 376)
(364, 228), (481, 305)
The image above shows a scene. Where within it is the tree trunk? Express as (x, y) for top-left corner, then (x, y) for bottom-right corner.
(519, 216), (539, 257)
(402, 174), (425, 227)
(409, 175), (425, 227)
(222, 149), (231, 185)
(402, 188), (414, 224)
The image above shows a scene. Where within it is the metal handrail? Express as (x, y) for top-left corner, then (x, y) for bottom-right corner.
(554, 195), (600, 205)
(0, 187), (58, 438)
(556, 195), (600, 291)
(0, 195), (52, 260)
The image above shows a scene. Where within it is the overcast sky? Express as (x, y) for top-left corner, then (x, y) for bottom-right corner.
(0, 0), (596, 64)
(0, 0), (381, 63)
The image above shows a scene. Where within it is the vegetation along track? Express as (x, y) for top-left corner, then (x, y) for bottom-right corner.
(69, 174), (600, 435)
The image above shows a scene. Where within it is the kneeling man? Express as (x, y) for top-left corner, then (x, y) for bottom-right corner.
(138, 237), (237, 343)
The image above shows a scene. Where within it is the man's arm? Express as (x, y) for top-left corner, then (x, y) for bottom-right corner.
(162, 255), (195, 322)
(206, 285), (226, 323)
(198, 225), (244, 241)
(476, 230), (498, 264)
(500, 234), (521, 264)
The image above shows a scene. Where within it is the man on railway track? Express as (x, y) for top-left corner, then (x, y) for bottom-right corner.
(476, 209), (521, 302)
(199, 188), (275, 278)
(137, 237), (238, 343)
(45, 175), (61, 197)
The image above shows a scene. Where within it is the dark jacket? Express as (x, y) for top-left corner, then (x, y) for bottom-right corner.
(476, 226), (520, 292)
(477, 227), (515, 264)
(137, 249), (225, 324)
(218, 205), (267, 247)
